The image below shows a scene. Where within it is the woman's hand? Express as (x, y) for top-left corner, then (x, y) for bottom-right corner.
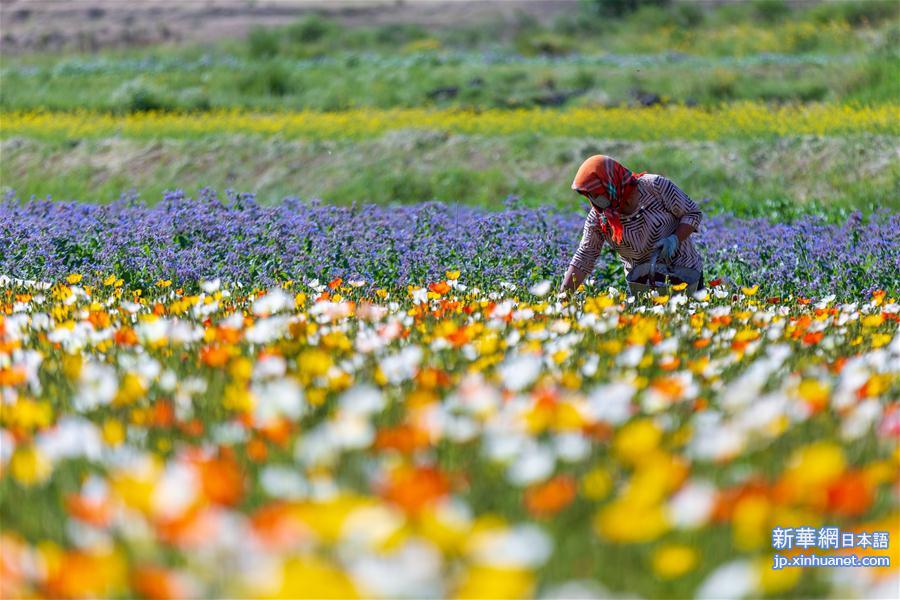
(656, 234), (678, 259)
(657, 223), (695, 259)
(560, 265), (589, 292)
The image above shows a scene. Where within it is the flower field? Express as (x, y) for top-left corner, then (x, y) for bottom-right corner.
(4, 103), (898, 142)
(1, 194), (899, 598)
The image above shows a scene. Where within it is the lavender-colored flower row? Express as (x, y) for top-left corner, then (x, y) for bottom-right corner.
(2, 190), (897, 298)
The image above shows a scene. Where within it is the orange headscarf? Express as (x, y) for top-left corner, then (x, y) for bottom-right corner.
(571, 155), (645, 244)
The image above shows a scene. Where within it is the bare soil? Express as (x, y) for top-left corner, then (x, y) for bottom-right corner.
(0, 0), (574, 54)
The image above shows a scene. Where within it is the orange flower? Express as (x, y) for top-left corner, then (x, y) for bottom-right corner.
(113, 327), (138, 346)
(659, 357), (681, 371)
(199, 345), (230, 368)
(152, 400), (175, 428)
(87, 310), (111, 329)
(826, 471), (874, 517)
(802, 331), (824, 346)
(0, 367), (26, 387)
(250, 502), (310, 550)
(428, 281), (451, 295)
(375, 424), (431, 454)
(179, 419), (204, 437)
(328, 277), (343, 289)
(155, 508), (219, 548)
(258, 417), (293, 446)
(44, 550), (125, 599)
(65, 493), (114, 528)
(381, 465), (449, 514)
(524, 475), (577, 518)
(198, 453), (244, 506)
(131, 566), (192, 600)
(247, 438), (268, 462)
(652, 376), (685, 399)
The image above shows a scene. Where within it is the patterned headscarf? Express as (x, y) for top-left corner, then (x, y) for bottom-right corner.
(571, 155), (645, 243)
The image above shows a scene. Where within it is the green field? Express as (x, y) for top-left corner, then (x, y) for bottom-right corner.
(2, 0), (898, 215)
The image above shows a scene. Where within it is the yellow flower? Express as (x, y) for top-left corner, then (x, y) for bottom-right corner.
(862, 314), (884, 328)
(594, 499), (669, 543)
(445, 270), (461, 280)
(797, 378), (829, 410)
(455, 566), (533, 600)
(785, 442), (846, 489)
(741, 285), (759, 296)
(871, 333), (892, 348)
(66, 273), (83, 284)
(671, 282), (688, 291)
(272, 556), (359, 599)
(298, 348), (333, 381)
(155, 279), (172, 288)
(102, 419), (125, 446)
(732, 493), (772, 550)
(652, 295), (670, 305)
(756, 557), (801, 594)
(3, 398), (53, 431)
(10, 445), (52, 486)
(652, 544), (698, 579)
(613, 419), (662, 466)
(582, 467), (613, 500)
(113, 373), (145, 406)
(103, 274), (117, 286)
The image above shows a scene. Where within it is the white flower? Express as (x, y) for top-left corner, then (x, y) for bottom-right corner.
(0, 428), (15, 466)
(245, 315), (290, 344)
(253, 355), (287, 379)
(380, 346), (422, 384)
(36, 417), (102, 461)
(200, 278), (221, 293)
(696, 560), (755, 600)
(260, 466), (308, 500)
(506, 444), (555, 486)
(252, 288), (294, 316)
(342, 505), (405, 550)
(339, 385), (385, 416)
(667, 479), (717, 529)
(554, 433), (590, 462)
(468, 525), (552, 568)
(498, 354), (542, 392)
(252, 378), (305, 426)
(73, 362), (118, 412)
(152, 462), (200, 520)
(529, 280), (552, 297)
(348, 540), (444, 599)
(329, 414), (375, 449)
(540, 580), (609, 600)
(617, 345), (644, 367)
(587, 381), (635, 424)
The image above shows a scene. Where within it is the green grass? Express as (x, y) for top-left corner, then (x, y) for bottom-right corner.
(2, 1), (898, 113)
(3, 133), (896, 216)
(4, 53), (898, 113)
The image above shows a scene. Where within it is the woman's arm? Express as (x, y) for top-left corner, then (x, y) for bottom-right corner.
(561, 264), (589, 292)
(561, 209), (603, 292)
(655, 176), (702, 235)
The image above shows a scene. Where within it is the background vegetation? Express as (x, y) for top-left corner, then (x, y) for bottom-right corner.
(1, 0), (898, 216)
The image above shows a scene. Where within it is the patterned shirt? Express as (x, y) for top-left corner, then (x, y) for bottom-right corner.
(570, 174), (703, 276)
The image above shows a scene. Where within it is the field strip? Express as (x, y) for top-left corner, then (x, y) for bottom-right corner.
(2, 103), (898, 141)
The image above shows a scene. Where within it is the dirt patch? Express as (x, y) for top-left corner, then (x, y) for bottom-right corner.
(0, 0), (572, 54)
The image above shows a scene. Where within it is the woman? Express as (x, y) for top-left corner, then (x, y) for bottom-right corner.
(561, 154), (704, 292)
